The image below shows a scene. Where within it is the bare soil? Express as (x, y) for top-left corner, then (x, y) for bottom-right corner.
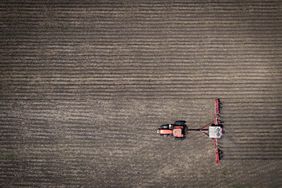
(0, 1), (282, 187)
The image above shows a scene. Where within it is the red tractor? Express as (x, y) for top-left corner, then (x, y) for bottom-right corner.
(157, 120), (187, 139)
(157, 98), (223, 164)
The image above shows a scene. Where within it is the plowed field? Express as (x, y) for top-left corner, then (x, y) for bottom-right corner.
(1, 1), (282, 187)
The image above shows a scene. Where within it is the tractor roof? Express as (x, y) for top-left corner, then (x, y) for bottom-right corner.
(173, 127), (184, 137)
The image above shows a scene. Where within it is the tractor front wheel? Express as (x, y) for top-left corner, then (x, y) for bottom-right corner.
(160, 124), (169, 129)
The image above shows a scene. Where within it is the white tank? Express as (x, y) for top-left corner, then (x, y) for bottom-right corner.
(209, 126), (223, 139)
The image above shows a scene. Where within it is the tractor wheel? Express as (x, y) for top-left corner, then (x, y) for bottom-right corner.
(175, 120), (186, 126)
(160, 124), (169, 129)
(175, 137), (185, 141)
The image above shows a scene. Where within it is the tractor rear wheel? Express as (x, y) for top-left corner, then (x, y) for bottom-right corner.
(175, 120), (186, 126)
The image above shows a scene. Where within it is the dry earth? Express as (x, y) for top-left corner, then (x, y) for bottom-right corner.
(0, 0), (282, 187)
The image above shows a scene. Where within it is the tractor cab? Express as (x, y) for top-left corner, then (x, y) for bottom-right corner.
(172, 126), (184, 138)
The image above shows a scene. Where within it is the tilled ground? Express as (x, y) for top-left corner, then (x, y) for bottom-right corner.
(1, 0), (282, 187)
